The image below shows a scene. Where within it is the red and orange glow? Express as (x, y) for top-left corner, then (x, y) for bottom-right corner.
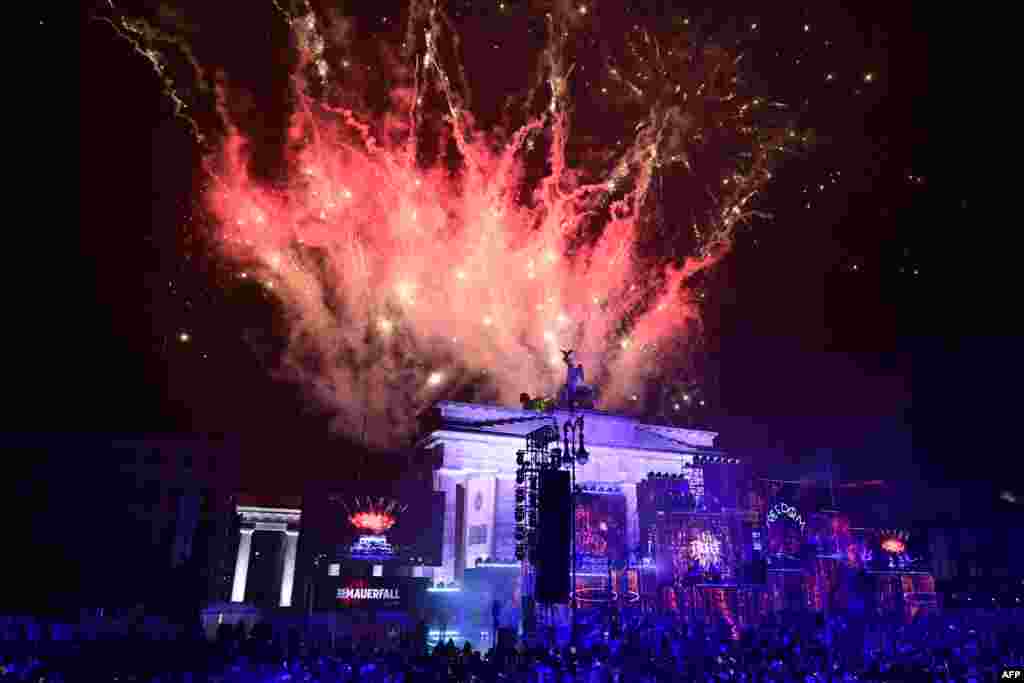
(881, 537), (906, 554)
(105, 1), (795, 445)
(349, 511), (398, 534)
(346, 497), (407, 534)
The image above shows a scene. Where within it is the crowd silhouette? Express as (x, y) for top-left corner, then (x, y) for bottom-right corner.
(2, 610), (1022, 682)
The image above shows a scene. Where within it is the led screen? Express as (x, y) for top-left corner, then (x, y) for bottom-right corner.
(305, 483), (444, 565)
(574, 492), (627, 563)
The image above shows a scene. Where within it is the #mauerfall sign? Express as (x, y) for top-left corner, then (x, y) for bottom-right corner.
(336, 579), (405, 608)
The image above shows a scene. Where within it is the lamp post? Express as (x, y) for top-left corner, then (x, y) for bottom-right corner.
(561, 413), (588, 645)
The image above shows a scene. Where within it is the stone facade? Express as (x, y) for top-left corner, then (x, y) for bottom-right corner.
(420, 401), (722, 583)
(230, 505), (302, 608)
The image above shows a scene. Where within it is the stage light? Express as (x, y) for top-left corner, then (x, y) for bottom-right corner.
(516, 471), (525, 485)
(648, 472), (654, 479)
(516, 451), (526, 466)
(516, 490), (525, 502)
(576, 444), (589, 465)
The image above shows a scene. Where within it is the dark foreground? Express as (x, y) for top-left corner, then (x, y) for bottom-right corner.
(2, 612), (1022, 682)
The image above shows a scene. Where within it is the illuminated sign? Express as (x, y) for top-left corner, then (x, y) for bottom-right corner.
(690, 531), (722, 569)
(766, 502), (805, 530)
(336, 579), (406, 608)
(346, 497), (406, 534)
(349, 535), (396, 560)
(881, 538), (906, 554)
(339, 587), (401, 600)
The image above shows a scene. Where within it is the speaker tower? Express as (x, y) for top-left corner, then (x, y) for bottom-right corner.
(535, 469), (571, 603)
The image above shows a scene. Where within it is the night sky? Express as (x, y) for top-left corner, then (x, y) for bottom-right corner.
(66, 1), (1010, 505)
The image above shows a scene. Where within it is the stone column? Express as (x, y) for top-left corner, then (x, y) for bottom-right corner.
(279, 530), (300, 607)
(231, 528), (255, 603)
(437, 472), (459, 584)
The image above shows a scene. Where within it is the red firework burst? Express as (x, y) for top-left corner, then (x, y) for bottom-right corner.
(346, 497), (408, 534)
(104, 1), (797, 445)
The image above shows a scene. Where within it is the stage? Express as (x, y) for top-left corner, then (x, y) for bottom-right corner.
(221, 400), (937, 640)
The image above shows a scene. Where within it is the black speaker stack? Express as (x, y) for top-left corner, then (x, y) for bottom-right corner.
(534, 469), (571, 603)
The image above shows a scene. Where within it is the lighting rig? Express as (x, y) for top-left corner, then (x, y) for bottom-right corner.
(514, 413), (590, 644)
(561, 412), (589, 645)
(514, 423), (560, 562)
(692, 455), (742, 465)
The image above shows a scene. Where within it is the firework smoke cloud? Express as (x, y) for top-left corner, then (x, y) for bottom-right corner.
(101, 0), (798, 446)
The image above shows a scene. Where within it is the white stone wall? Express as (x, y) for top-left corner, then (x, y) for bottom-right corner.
(493, 477), (518, 561)
(465, 477), (497, 565)
(429, 405), (714, 583)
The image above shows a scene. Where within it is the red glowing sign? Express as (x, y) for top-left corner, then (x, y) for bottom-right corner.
(346, 497), (407, 534)
(881, 537), (905, 554)
(349, 511), (397, 534)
